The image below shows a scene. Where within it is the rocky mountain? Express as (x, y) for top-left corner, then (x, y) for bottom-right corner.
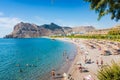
(62, 27), (72, 34)
(4, 22), (95, 38)
(5, 22), (66, 38)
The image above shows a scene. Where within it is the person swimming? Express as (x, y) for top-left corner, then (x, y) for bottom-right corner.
(63, 50), (67, 57)
(26, 64), (29, 67)
(31, 64), (37, 67)
(16, 64), (20, 67)
(19, 68), (23, 73)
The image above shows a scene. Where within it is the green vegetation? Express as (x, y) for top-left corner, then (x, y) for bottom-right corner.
(97, 62), (120, 80)
(51, 34), (120, 42)
(51, 26), (120, 42)
(51, 33), (120, 42)
(84, 0), (120, 21)
(108, 26), (120, 35)
(67, 34), (120, 42)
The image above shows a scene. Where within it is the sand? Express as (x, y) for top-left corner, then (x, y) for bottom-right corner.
(57, 38), (120, 80)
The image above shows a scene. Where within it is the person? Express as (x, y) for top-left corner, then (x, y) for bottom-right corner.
(79, 64), (82, 73)
(88, 58), (91, 63)
(66, 56), (69, 62)
(96, 60), (99, 67)
(63, 51), (66, 57)
(99, 47), (101, 50)
(19, 68), (23, 72)
(16, 64), (20, 67)
(26, 64), (29, 67)
(101, 59), (103, 66)
(51, 69), (55, 79)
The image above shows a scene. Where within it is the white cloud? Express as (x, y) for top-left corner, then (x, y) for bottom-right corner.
(0, 12), (4, 16)
(0, 17), (22, 37)
(0, 17), (21, 27)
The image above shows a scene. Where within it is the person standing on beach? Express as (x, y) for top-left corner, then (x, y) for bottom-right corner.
(79, 64), (82, 73)
(96, 60), (99, 67)
(101, 59), (103, 66)
(51, 70), (55, 79)
(99, 47), (101, 51)
(66, 56), (69, 62)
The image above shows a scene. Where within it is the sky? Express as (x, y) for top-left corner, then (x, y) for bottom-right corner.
(0, 0), (120, 37)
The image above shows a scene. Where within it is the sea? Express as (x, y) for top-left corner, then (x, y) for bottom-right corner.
(0, 38), (77, 80)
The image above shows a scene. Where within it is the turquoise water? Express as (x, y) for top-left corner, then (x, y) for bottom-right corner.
(0, 38), (77, 80)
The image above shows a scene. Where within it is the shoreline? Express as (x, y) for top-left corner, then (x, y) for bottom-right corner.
(55, 38), (120, 80)
(55, 38), (82, 79)
(49, 38), (78, 80)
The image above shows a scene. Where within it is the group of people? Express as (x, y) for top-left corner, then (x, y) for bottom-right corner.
(50, 52), (70, 80)
(96, 59), (104, 67)
(63, 51), (69, 62)
(16, 64), (37, 73)
(51, 70), (68, 80)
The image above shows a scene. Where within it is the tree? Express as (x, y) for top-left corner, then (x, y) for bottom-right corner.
(108, 25), (120, 35)
(85, 0), (120, 21)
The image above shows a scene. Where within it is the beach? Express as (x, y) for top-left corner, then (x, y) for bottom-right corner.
(56, 38), (120, 80)
(1, 38), (120, 80)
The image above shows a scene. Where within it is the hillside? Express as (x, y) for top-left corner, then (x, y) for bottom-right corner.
(72, 26), (95, 33)
(4, 22), (95, 38)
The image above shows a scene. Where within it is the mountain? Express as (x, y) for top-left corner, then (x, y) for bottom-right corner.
(72, 26), (95, 33)
(5, 22), (66, 38)
(4, 22), (95, 38)
(62, 27), (72, 34)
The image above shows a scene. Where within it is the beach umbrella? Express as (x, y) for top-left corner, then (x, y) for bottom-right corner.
(84, 75), (94, 80)
(63, 73), (67, 80)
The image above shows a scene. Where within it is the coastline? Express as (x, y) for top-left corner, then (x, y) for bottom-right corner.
(48, 38), (78, 80)
(55, 38), (120, 80)
(55, 38), (82, 79)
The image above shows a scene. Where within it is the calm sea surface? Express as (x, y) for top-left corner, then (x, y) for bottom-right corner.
(0, 38), (77, 80)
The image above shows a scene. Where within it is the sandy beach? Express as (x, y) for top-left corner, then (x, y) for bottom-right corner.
(56, 38), (120, 80)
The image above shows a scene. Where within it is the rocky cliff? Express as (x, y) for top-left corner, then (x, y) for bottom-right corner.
(4, 22), (95, 38)
(5, 22), (69, 38)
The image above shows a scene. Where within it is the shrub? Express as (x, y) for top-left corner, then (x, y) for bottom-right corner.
(97, 62), (120, 80)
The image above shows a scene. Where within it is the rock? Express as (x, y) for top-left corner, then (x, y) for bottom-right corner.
(4, 22), (95, 38)
(5, 22), (66, 38)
